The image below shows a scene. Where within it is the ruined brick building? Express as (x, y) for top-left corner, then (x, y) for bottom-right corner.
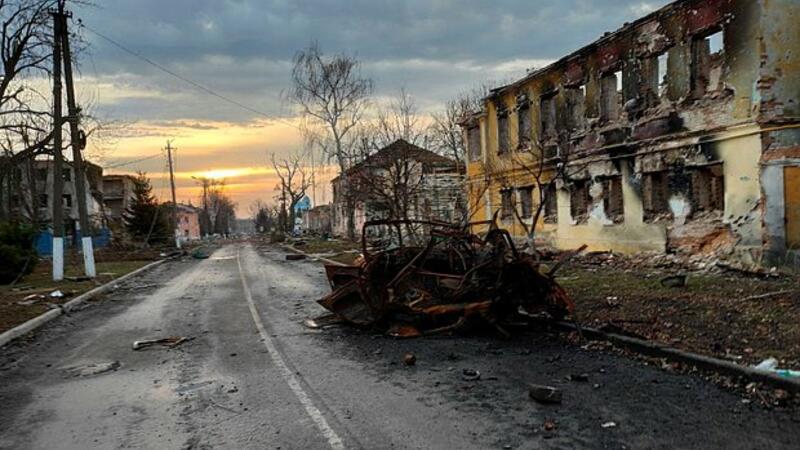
(462, 0), (799, 267)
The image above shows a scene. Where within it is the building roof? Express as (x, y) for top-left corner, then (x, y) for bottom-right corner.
(331, 139), (457, 183)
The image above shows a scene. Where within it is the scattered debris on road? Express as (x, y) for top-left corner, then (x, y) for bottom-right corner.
(601, 421), (617, 428)
(402, 352), (416, 366)
(132, 336), (193, 351)
(49, 290), (64, 298)
(311, 219), (580, 337)
(62, 361), (121, 377)
(528, 384), (562, 404)
(285, 253), (307, 261)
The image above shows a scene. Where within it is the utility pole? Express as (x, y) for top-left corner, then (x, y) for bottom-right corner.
(57, 4), (95, 277)
(50, 4), (65, 281)
(165, 140), (180, 248)
(192, 176), (210, 237)
(310, 146), (316, 207)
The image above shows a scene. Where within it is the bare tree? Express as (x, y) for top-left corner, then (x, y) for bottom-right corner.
(249, 199), (275, 234)
(429, 83), (492, 175)
(371, 87), (428, 148)
(207, 180), (236, 236)
(0, 0), (104, 223)
(286, 42), (373, 239)
(349, 145), (428, 245)
(194, 178), (235, 236)
(507, 127), (588, 253)
(270, 149), (312, 233)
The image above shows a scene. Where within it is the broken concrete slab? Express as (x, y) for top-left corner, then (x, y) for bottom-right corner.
(132, 336), (192, 351)
(62, 361), (121, 377)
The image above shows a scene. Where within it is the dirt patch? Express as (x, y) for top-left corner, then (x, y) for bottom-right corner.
(0, 255), (152, 334)
(288, 237), (361, 265)
(291, 237), (360, 254)
(559, 253), (800, 371)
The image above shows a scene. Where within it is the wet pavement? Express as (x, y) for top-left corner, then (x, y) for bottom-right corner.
(0, 243), (798, 449)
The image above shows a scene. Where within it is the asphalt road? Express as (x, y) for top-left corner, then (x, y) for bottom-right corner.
(1, 243), (798, 449)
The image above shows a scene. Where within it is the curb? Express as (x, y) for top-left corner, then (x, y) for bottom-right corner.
(0, 258), (169, 348)
(555, 320), (800, 394)
(281, 244), (348, 267)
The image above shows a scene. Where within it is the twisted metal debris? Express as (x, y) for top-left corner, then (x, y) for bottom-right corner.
(311, 219), (578, 337)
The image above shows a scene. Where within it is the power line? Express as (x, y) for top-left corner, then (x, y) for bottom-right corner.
(104, 152), (163, 169)
(80, 23), (301, 131)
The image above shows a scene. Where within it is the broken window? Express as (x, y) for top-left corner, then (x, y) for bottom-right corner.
(467, 125), (481, 161)
(517, 97), (531, 147)
(539, 92), (557, 139)
(644, 51), (669, 105)
(36, 168), (48, 181)
(519, 185), (534, 219)
(690, 163), (724, 213)
(642, 171), (671, 222)
(63, 168), (71, 182)
(691, 29), (725, 96)
(657, 52), (668, 98)
(565, 86), (586, 131)
(62, 194), (72, 208)
(570, 180), (590, 224)
(601, 176), (624, 223)
(544, 184), (558, 224)
(600, 71), (622, 122)
(500, 189), (514, 219)
(38, 194), (48, 208)
(497, 108), (510, 154)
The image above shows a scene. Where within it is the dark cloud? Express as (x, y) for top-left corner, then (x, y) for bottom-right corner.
(74, 0), (668, 123)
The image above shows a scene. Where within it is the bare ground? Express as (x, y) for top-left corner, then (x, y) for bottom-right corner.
(560, 253), (800, 371)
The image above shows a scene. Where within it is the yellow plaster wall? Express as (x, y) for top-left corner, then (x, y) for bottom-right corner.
(715, 131), (764, 248)
(549, 162), (667, 253)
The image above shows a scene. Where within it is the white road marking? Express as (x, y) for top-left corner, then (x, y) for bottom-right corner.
(237, 249), (345, 450)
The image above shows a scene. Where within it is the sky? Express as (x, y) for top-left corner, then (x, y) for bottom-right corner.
(73, 0), (668, 217)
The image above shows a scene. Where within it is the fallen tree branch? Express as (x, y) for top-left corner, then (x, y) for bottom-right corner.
(741, 290), (796, 302)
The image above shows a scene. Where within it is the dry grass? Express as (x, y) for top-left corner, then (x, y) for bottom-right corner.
(559, 264), (800, 368)
(0, 258), (151, 333)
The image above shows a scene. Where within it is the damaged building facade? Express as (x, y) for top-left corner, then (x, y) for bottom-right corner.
(463, 0), (800, 267)
(331, 139), (464, 237)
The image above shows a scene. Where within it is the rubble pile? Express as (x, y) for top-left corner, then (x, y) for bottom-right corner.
(310, 219), (576, 337)
(568, 249), (782, 278)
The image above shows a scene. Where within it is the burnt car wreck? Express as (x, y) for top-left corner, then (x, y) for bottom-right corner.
(309, 219), (578, 338)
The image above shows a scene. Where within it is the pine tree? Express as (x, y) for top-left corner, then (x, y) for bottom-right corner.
(124, 172), (171, 244)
